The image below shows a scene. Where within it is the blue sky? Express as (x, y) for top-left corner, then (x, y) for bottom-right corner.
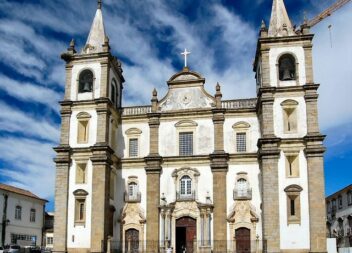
(0, 0), (351, 211)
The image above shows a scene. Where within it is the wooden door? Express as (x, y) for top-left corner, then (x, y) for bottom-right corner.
(235, 228), (250, 253)
(125, 229), (139, 253)
(176, 217), (196, 253)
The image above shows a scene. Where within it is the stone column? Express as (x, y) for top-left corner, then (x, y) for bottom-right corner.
(211, 107), (228, 253)
(96, 100), (111, 145)
(52, 146), (71, 253)
(260, 48), (270, 87)
(305, 136), (327, 253)
(90, 146), (113, 253)
(145, 112), (162, 253)
(258, 89), (276, 138)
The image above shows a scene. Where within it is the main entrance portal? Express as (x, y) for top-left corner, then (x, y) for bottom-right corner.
(235, 227), (250, 253)
(176, 217), (196, 253)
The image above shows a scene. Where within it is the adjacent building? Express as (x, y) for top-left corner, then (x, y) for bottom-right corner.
(326, 184), (352, 249)
(53, 0), (327, 252)
(0, 183), (47, 247)
(44, 212), (55, 250)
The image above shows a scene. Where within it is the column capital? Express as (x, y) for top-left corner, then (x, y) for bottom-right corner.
(144, 155), (163, 174)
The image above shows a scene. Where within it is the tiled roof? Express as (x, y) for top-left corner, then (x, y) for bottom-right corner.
(0, 183), (47, 202)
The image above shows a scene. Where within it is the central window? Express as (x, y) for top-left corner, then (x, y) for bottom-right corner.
(237, 178), (248, 197)
(180, 176), (192, 196)
(179, 132), (193, 156)
(236, 133), (247, 152)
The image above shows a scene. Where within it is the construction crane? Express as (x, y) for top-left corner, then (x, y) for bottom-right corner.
(305, 0), (351, 27)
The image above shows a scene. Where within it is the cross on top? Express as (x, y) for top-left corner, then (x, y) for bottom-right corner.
(181, 48), (191, 67)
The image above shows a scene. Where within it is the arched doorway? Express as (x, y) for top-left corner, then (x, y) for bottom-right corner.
(235, 227), (250, 253)
(125, 229), (139, 253)
(176, 217), (196, 253)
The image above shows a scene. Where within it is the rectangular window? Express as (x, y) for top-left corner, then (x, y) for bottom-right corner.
(129, 138), (138, 157)
(236, 133), (247, 152)
(179, 132), (193, 156)
(348, 192), (352, 205)
(287, 194), (301, 224)
(285, 155), (299, 177)
(47, 237), (53, 245)
(75, 198), (86, 224)
(338, 196), (343, 209)
(76, 163), (87, 184)
(15, 206), (21, 220)
(290, 199), (296, 216)
(77, 120), (89, 143)
(30, 209), (36, 222)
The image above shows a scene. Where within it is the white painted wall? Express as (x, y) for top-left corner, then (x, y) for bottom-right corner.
(115, 167), (147, 241)
(226, 163), (262, 241)
(278, 150), (310, 249)
(159, 118), (214, 157)
(70, 62), (102, 101)
(118, 122), (150, 158)
(223, 116), (260, 153)
(273, 96), (307, 138)
(0, 189), (45, 246)
(69, 109), (98, 148)
(67, 159), (93, 249)
(269, 46), (307, 87)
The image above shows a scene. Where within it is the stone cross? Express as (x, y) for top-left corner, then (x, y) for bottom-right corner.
(181, 48), (191, 67)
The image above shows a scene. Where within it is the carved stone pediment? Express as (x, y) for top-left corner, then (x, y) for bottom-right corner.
(158, 69), (215, 111)
(73, 189), (88, 196)
(227, 201), (259, 223)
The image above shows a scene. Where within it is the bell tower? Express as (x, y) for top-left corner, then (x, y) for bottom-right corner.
(254, 0), (326, 252)
(53, 1), (124, 253)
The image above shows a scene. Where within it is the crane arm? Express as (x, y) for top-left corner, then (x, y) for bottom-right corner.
(307, 0), (351, 27)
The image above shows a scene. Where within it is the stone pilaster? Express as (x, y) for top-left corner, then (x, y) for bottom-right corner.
(145, 113), (162, 253)
(211, 108), (228, 252)
(64, 64), (73, 100)
(258, 88), (276, 138)
(304, 135), (327, 253)
(59, 101), (72, 146)
(303, 44), (314, 84)
(90, 145), (113, 253)
(260, 48), (270, 87)
(304, 84), (320, 134)
(96, 99), (111, 145)
(100, 59), (110, 98)
(258, 138), (281, 253)
(53, 146), (71, 253)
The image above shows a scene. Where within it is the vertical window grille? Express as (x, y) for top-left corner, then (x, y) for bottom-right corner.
(30, 209), (36, 222)
(236, 133), (247, 152)
(179, 132), (193, 156)
(129, 138), (138, 157)
(15, 206), (22, 220)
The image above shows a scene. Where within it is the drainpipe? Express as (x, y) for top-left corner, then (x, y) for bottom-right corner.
(2, 193), (8, 247)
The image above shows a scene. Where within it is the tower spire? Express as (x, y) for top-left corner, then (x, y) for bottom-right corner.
(83, 1), (106, 53)
(268, 0), (295, 37)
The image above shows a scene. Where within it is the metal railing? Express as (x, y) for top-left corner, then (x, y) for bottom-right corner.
(233, 188), (252, 200)
(124, 192), (142, 203)
(176, 191), (196, 201)
(106, 240), (267, 253)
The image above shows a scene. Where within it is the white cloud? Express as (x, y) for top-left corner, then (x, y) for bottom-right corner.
(0, 137), (56, 199)
(0, 74), (61, 113)
(312, 3), (352, 130)
(0, 102), (59, 143)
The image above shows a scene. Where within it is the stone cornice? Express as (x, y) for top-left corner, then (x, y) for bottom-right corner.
(90, 145), (114, 165)
(53, 145), (71, 164)
(144, 155), (163, 174)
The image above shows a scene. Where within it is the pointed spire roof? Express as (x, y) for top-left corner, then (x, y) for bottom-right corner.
(83, 1), (106, 53)
(268, 0), (295, 37)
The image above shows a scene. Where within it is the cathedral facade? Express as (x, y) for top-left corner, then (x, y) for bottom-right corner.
(53, 1), (327, 253)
